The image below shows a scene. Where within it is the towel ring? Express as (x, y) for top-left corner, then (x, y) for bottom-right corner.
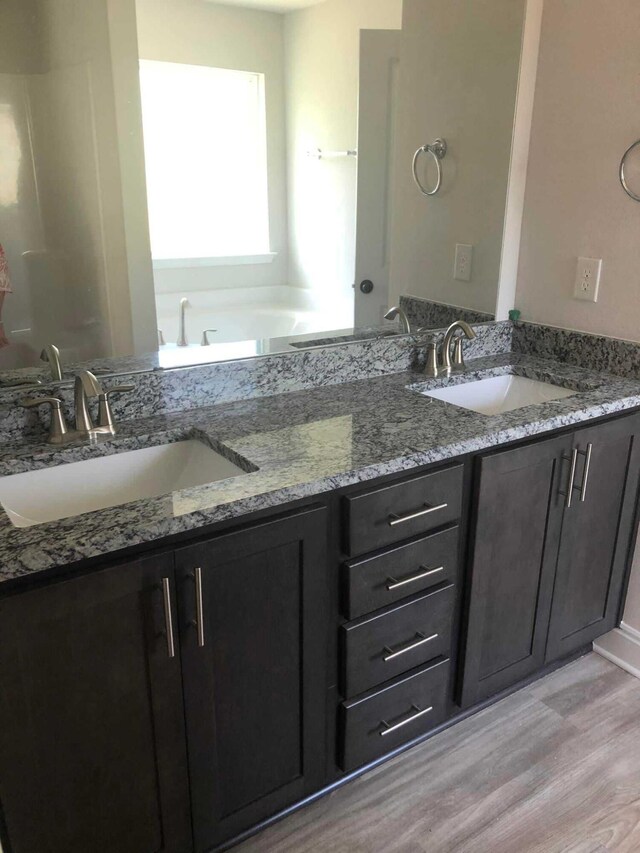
(412, 138), (447, 196)
(620, 139), (640, 202)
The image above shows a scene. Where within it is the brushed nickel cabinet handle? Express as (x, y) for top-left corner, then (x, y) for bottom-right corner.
(383, 632), (438, 662)
(386, 566), (444, 591)
(380, 704), (433, 736)
(388, 502), (448, 527)
(560, 448), (579, 508)
(190, 567), (205, 648)
(579, 443), (593, 503)
(161, 577), (176, 659)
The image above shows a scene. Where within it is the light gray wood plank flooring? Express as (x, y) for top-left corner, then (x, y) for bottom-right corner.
(236, 654), (640, 853)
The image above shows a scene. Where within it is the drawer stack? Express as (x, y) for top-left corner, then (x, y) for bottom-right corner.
(338, 464), (463, 771)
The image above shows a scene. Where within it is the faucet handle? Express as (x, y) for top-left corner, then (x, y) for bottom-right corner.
(97, 384), (134, 432)
(19, 396), (69, 444)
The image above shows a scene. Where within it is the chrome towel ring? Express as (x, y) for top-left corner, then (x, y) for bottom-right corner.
(620, 139), (640, 202)
(412, 138), (447, 196)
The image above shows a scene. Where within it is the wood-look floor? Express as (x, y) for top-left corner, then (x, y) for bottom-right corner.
(237, 654), (640, 853)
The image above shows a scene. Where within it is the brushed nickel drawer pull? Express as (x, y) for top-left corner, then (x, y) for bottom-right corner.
(386, 566), (444, 591)
(161, 577), (176, 659)
(383, 632), (438, 662)
(388, 502), (448, 527)
(190, 567), (205, 648)
(380, 704), (433, 736)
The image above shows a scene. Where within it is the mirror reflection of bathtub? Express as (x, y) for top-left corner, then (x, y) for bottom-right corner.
(154, 285), (344, 350)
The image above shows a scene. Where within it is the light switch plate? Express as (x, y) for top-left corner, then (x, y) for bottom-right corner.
(454, 244), (473, 282)
(574, 257), (602, 302)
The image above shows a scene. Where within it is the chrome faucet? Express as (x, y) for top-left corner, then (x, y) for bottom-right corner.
(177, 298), (190, 347)
(74, 370), (134, 437)
(384, 306), (411, 334)
(40, 343), (63, 381)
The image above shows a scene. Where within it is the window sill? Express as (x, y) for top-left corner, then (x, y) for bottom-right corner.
(152, 253), (277, 269)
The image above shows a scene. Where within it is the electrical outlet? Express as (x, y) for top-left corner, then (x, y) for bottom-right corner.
(454, 244), (473, 282)
(574, 257), (602, 302)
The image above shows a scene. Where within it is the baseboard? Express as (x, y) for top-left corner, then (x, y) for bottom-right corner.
(593, 625), (640, 680)
(620, 620), (640, 643)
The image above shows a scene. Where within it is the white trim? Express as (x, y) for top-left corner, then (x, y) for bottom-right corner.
(593, 626), (640, 681)
(495, 0), (544, 320)
(153, 253), (277, 269)
(620, 620), (640, 643)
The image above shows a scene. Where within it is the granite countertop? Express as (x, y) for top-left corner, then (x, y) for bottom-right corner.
(1, 351), (639, 582)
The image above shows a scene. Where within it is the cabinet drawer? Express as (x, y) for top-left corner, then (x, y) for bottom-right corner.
(341, 584), (455, 696)
(343, 465), (464, 556)
(343, 526), (459, 619)
(339, 658), (450, 772)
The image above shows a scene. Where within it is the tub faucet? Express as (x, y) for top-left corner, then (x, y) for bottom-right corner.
(177, 298), (190, 347)
(384, 306), (411, 334)
(40, 343), (63, 381)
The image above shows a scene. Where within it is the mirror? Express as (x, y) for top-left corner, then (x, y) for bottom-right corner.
(0, 0), (527, 382)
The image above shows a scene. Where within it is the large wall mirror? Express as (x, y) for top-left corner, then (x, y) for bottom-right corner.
(0, 0), (528, 379)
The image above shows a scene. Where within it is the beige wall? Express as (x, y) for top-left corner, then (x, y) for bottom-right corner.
(515, 0), (640, 341)
(515, 0), (640, 648)
(135, 0), (289, 294)
(284, 0), (402, 313)
(389, 0), (525, 315)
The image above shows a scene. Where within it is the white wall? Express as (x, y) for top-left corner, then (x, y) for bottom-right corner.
(135, 0), (289, 297)
(515, 0), (640, 342)
(388, 0), (526, 315)
(284, 0), (402, 316)
(514, 0), (640, 671)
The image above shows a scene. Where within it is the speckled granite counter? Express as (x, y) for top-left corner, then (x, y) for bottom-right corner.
(1, 351), (639, 582)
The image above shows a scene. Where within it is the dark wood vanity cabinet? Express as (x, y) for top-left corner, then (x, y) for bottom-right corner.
(175, 507), (327, 852)
(0, 554), (192, 853)
(0, 414), (638, 853)
(460, 412), (640, 707)
(0, 506), (327, 853)
(545, 414), (640, 662)
(459, 433), (571, 706)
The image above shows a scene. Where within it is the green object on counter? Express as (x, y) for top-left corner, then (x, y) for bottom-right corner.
(508, 309), (521, 322)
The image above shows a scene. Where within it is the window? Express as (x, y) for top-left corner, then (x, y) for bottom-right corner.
(139, 60), (270, 261)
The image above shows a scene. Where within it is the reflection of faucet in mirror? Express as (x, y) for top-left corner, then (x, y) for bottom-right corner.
(177, 298), (190, 347)
(158, 329), (166, 347)
(40, 344), (63, 381)
(201, 330), (218, 347)
(384, 306), (411, 335)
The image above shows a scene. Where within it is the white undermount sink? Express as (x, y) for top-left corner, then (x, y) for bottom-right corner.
(0, 439), (249, 528)
(419, 374), (576, 416)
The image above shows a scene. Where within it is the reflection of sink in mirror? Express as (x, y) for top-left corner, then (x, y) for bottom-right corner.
(0, 440), (254, 528)
(413, 375), (576, 416)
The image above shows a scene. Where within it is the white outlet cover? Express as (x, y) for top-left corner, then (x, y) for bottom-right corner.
(454, 244), (473, 282)
(574, 257), (602, 302)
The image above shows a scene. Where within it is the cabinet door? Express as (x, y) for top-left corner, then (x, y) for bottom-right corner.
(546, 414), (640, 662)
(176, 507), (327, 852)
(0, 555), (191, 853)
(460, 434), (571, 707)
